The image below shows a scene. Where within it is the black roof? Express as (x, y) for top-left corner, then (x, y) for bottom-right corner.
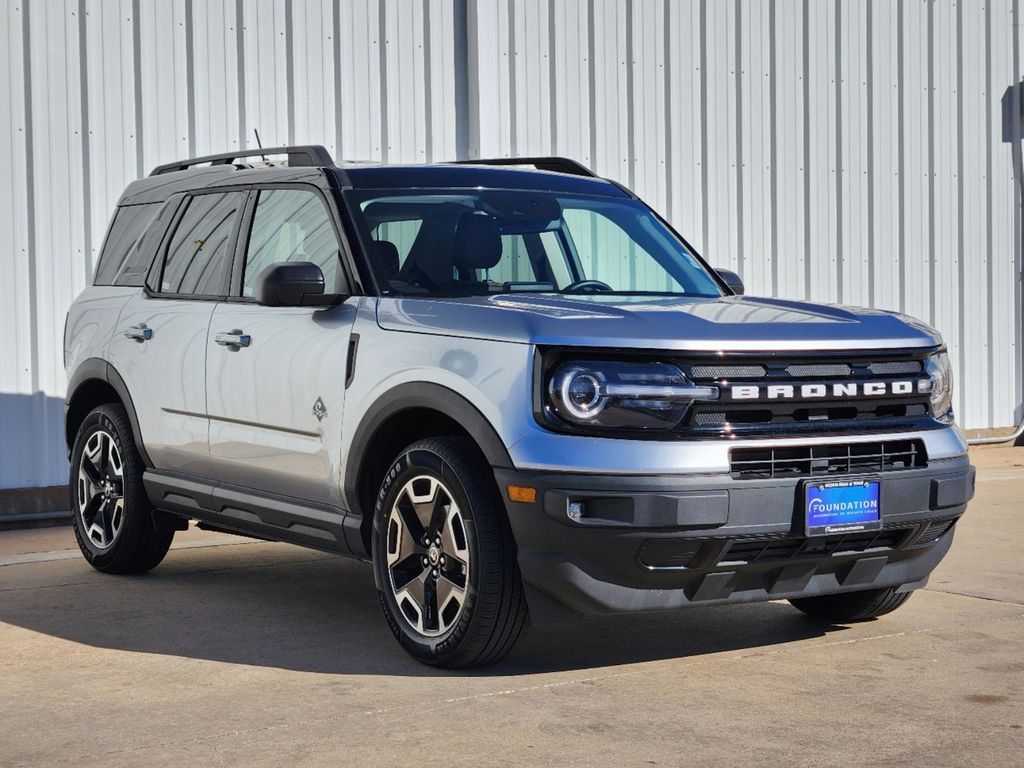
(117, 148), (628, 206)
(340, 164), (628, 198)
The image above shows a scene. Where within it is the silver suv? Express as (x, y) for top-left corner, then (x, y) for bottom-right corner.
(64, 146), (975, 667)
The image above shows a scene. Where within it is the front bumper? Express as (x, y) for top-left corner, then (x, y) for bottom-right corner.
(495, 455), (974, 626)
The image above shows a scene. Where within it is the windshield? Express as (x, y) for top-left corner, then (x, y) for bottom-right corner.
(345, 188), (723, 298)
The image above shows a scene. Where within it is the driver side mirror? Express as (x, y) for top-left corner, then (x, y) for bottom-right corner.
(715, 268), (744, 295)
(254, 262), (345, 307)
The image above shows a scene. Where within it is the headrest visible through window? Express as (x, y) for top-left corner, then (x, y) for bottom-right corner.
(452, 213), (502, 271)
(370, 240), (401, 279)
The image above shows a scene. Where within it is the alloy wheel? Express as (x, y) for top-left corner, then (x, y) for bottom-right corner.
(77, 429), (125, 550)
(385, 475), (471, 637)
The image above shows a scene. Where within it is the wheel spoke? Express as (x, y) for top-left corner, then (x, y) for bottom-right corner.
(107, 436), (123, 478)
(395, 495), (426, 544)
(97, 433), (109, 475)
(395, 568), (430, 631)
(391, 556), (427, 591)
(435, 572), (466, 625)
(80, 457), (102, 486)
(423, 577), (439, 632)
(387, 508), (423, 567)
(440, 506), (469, 567)
(98, 500), (115, 546)
(427, 487), (450, 535)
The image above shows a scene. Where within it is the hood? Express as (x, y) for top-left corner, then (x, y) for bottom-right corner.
(375, 294), (942, 352)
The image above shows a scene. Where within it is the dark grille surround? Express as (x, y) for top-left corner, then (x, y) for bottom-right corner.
(729, 439), (927, 480)
(679, 349), (935, 438)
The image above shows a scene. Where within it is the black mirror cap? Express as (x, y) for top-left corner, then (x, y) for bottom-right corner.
(254, 261), (344, 307)
(715, 268), (744, 295)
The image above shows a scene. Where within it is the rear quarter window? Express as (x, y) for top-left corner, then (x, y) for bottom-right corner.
(93, 203), (161, 287)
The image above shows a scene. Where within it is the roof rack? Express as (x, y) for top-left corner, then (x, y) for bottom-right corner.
(150, 145), (335, 176)
(449, 156), (597, 178)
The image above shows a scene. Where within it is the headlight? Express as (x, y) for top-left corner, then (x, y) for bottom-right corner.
(546, 360), (718, 431)
(919, 351), (954, 423)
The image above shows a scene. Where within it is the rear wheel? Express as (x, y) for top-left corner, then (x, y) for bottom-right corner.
(372, 437), (528, 668)
(789, 587), (913, 622)
(70, 404), (176, 574)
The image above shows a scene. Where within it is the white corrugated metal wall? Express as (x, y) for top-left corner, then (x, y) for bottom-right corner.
(1, 0), (1021, 491)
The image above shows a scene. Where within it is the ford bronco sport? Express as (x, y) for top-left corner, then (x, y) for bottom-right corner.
(64, 146), (975, 667)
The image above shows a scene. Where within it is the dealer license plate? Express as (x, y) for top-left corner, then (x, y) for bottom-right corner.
(805, 478), (881, 536)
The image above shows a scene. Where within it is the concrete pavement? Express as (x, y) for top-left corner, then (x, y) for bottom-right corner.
(1, 446), (1022, 767)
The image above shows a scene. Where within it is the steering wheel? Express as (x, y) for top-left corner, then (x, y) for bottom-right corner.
(563, 279), (613, 294)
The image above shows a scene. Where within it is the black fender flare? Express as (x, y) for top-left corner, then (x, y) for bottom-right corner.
(343, 382), (513, 516)
(65, 357), (153, 467)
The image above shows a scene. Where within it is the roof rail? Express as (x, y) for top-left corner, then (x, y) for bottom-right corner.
(449, 156), (597, 178)
(150, 145), (335, 176)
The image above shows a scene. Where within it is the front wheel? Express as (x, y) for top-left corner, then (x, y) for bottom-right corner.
(372, 437), (528, 668)
(789, 586), (914, 622)
(70, 404), (176, 574)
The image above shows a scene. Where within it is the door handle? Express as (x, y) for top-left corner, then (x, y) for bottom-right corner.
(123, 324), (152, 342)
(215, 330), (251, 349)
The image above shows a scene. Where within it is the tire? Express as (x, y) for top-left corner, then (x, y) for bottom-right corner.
(789, 586), (914, 622)
(372, 436), (528, 668)
(70, 403), (176, 574)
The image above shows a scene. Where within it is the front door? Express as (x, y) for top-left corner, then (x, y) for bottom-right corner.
(205, 187), (356, 507)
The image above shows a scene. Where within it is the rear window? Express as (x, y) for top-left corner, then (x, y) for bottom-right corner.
(93, 203), (160, 286)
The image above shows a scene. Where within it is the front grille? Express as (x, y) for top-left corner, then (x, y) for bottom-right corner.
(730, 439), (927, 480)
(785, 363), (853, 377)
(678, 349), (934, 437)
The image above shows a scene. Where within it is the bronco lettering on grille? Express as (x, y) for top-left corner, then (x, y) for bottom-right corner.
(729, 380), (921, 401)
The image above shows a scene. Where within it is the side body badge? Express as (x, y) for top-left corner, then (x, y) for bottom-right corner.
(312, 397), (328, 422)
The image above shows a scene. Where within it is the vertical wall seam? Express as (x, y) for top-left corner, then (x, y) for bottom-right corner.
(802, 0), (811, 299)
(734, 0), (744, 276)
(984, 0), (994, 426)
(184, 0), (195, 156)
(77, 0), (92, 280)
(896, 0), (906, 312)
(586, 0), (596, 168)
(235, 0), (246, 147)
(284, 0), (294, 145)
(547, 0), (556, 153)
(1014, 0), (1023, 422)
(625, 0), (635, 188)
(131, 0), (144, 175)
(378, 0), (389, 161)
(927, 0), (936, 325)
(333, 1), (343, 155)
(983, 0), (991, 423)
(834, 3), (843, 303)
(956, 0), (966, 413)
(21, 0), (38, 394)
(865, 0), (875, 307)
(663, 0), (672, 223)
(422, 0), (433, 161)
(507, 0), (517, 157)
(451, 0), (467, 158)
(768, 0), (779, 296)
(459, 0), (476, 159)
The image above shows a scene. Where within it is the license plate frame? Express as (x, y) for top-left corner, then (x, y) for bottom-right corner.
(804, 477), (882, 537)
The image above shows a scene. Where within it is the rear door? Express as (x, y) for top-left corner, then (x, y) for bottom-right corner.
(205, 185), (357, 507)
(107, 191), (245, 475)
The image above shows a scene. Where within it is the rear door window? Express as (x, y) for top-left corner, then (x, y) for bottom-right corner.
(158, 192), (244, 296)
(93, 203), (160, 286)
